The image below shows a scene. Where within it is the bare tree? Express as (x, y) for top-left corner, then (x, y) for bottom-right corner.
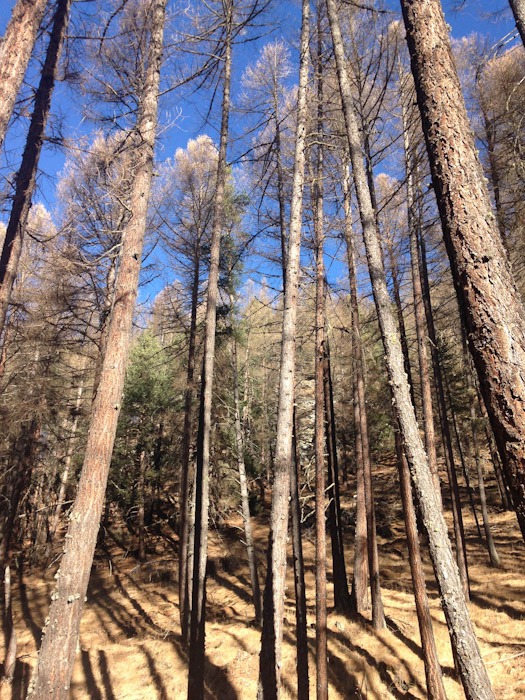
(27, 0), (167, 695)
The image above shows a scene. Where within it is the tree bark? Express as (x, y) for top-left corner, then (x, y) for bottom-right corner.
(258, 0), (309, 696)
(400, 0), (525, 543)
(0, 0), (71, 338)
(326, 1), (495, 697)
(27, 0), (166, 694)
(0, 0), (48, 150)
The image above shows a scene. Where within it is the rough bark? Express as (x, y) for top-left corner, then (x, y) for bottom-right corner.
(0, 0), (71, 338)
(327, 1), (495, 697)
(0, 0), (48, 150)
(400, 0), (525, 543)
(27, 0), (166, 694)
(258, 0), (309, 696)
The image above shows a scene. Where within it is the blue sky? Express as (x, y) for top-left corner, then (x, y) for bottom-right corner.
(0, 0), (519, 305)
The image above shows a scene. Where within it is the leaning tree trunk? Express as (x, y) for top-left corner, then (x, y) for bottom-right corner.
(258, 0), (309, 697)
(27, 1), (166, 695)
(400, 0), (525, 543)
(0, 0), (48, 150)
(326, 1), (495, 698)
(508, 0), (525, 47)
(187, 9), (233, 698)
(0, 0), (71, 338)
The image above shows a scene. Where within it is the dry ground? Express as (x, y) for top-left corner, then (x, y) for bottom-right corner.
(2, 459), (525, 699)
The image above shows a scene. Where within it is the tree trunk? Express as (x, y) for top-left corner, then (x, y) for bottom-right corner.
(290, 411), (309, 700)
(342, 163), (369, 617)
(0, 0), (48, 150)
(231, 303), (262, 622)
(179, 249), (200, 642)
(400, 0), (525, 544)
(0, 0), (71, 338)
(326, 1), (495, 698)
(312, 48), (328, 693)
(258, 0), (309, 696)
(187, 6), (233, 696)
(28, 0), (166, 694)
(342, 158), (385, 630)
(137, 448), (147, 562)
(509, 0), (525, 48)
(323, 343), (351, 613)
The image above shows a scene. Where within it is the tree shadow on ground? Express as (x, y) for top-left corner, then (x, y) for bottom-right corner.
(2, 660), (31, 700)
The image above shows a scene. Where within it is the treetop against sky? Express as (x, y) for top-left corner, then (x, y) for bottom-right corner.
(0, 0), (518, 309)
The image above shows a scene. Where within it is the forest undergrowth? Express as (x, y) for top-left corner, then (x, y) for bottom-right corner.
(2, 458), (524, 700)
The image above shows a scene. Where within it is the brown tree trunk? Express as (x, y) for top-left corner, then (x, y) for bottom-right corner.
(258, 0), (309, 696)
(0, 0), (71, 338)
(187, 7), (233, 697)
(28, 1), (166, 694)
(326, 1), (495, 697)
(179, 250), (200, 642)
(343, 160), (385, 630)
(0, 0), (48, 150)
(401, 0), (525, 543)
(323, 344), (351, 613)
(509, 0), (525, 47)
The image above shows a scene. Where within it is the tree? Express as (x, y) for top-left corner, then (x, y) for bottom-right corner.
(325, 0), (495, 697)
(400, 0), (525, 542)
(0, 0), (49, 150)
(509, 0), (525, 47)
(258, 0), (310, 696)
(27, 0), (167, 694)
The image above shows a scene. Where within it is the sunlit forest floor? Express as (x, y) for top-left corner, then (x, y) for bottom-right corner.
(2, 458), (525, 699)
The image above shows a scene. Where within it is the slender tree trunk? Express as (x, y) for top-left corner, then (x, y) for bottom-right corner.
(179, 251), (200, 642)
(290, 412), (309, 700)
(323, 343), (351, 613)
(342, 163), (369, 616)
(137, 448), (147, 562)
(509, 0), (525, 47)
(342, 161), (385, 630)
(0, 0), (71, 338)
(401, 0), (525, 543)
(28, 2), (166, 694)
(326, 2), (495, 698)
(258, 1), (309, 696)
(418, 228), (471, 598)
(187, 7), (233, 696)
(231, 303), (262, 622)
(0, 0), (48, 150)
(46, 375), (86, 556)
(395, 431), (447, 700)
(312, 49), (328, 693)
